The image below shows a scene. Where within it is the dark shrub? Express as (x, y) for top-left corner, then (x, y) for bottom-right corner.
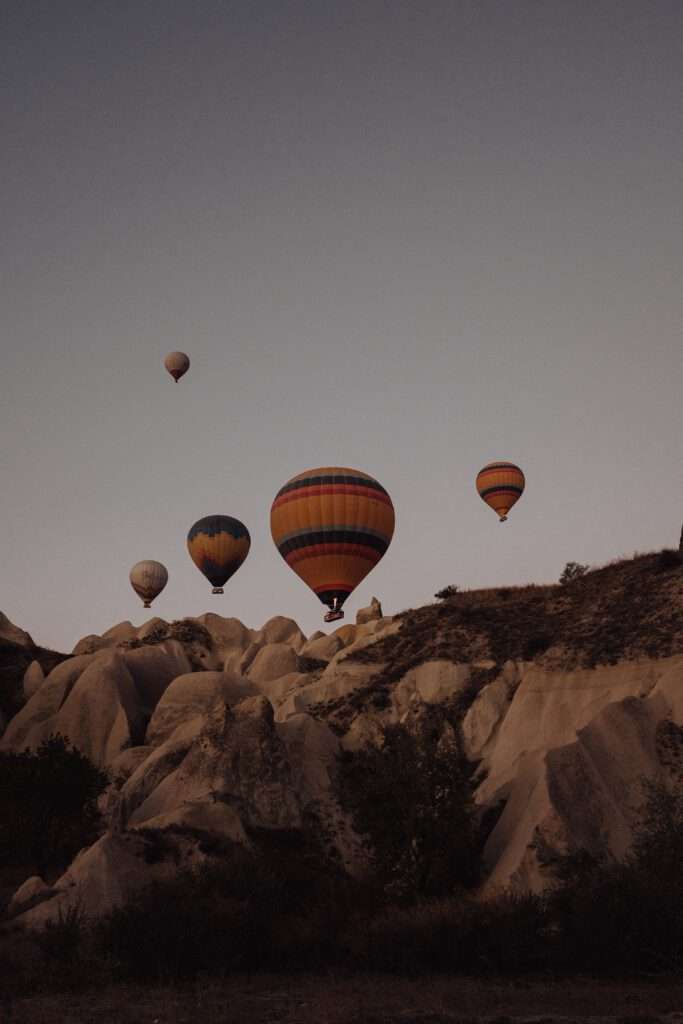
(337, 723), (480, 902)
(655, 548), (681, 572)
(0, 735), (109, 875)
(434, 585), (459, 600)
(559, 561), (589, 585)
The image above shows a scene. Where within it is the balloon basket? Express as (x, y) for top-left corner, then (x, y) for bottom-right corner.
(212, 587), (224, 595)
(324, 610), (344, 623)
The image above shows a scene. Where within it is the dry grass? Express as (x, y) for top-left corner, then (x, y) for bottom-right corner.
(350, 550), (683, 679)
(5, 973), (683, 1023)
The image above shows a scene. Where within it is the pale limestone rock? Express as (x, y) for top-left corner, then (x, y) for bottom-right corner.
(126, 697), (301, 833)
(136, 616), (168, 640)
(116, 717), (206, 828)
(462, 661), (521, 762)
(102, 621), (137, 644)
(356, 597), (383, 625)
(276, 661), (379, 720)
(476, 658), (674, 804)
(122, 640), (191, 711)
(237, 640), (263, 675)
(129, 799), (248, 845)
(300, 632), (342, 662)
(52, 651), (144, 765)
(146, 671), (256, 746)
(0, 654), (99, 752)
(16, 833), (166, 927)
(23, 660), (45, 701)
(247, 643), (298, 684)
(195, 613), (252, 654)
(256, 615), (306, 652)
(257, 671), (311, 708)
(108, 747), (152, 784)
(9, 876), (52, 914)
(332, 623), (358, 647)
(72, 634), (111, 656)
(393, 661), (471, 713)
(341, 712), (386, 751)
(480, 662), (683, 893)
(0, 612), (32, 646)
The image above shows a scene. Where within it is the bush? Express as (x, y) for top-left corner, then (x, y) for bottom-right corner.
(0, 735), (109, 875)
(434, 585), (459, 600)
(337, 723), (480, 902)
(559, 561), (589, 585)
(655, 548), (681, 572)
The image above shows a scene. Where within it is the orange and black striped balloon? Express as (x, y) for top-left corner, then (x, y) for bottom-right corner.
(476, 462), (525, 522)
(270, 467), (395, 616)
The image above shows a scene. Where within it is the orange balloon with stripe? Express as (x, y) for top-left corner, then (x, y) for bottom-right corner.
(270, 467), (395, 621)
(476, 462), (525, 522)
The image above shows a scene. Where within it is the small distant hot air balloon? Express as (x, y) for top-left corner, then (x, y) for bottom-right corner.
(187, 515), (250, 594)
(130, 560), (168, 608)
(476, 462), (525, 522)
(271, 466), (395, 622)
(164, 351), (190, 383)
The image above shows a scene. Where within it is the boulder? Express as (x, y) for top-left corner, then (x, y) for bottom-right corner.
(483, 689), (679, 893)
(300, 632), (342, 663)
(195, 614), (252, 655)
(22, 660), (45, 701)
(0, 654), (100, 753)
(15, 833), (167, 927)
(356, 597), (383, 625)
(122, 640), (191, 711)
(0, 612), (32, 647)
(52, 651), (145, 765)
(72, 634), (112, 656)
(8, 875), (53, 915)
(146, 671), (256, 746)
(136, 617), (169, 640)
(256, 616), (306, 652)
(102, 621), (138, 644)
(124, 696), (301, 833)
(475, 658), (673, 804)
(247, 643), (298, 684)
(393, 661), (471, 711)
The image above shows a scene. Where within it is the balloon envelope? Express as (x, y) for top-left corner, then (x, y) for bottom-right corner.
(130, 560), (168, 608)
(164, 351), (190, 382)
(476, 462), (525, 521)
(187, 515), (250, 594)
(270, 466), (395, 616)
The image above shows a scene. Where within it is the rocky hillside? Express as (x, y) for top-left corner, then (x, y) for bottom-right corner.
(2, 551), (683, 926)
(0, 613), (68, 728)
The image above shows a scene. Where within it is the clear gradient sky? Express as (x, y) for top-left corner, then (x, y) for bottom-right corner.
(2, 1), (682, 651)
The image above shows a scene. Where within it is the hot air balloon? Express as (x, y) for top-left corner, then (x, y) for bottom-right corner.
(164, 351), (190, 382)
(130, 560), (168, 608)
(476, 462), (525, 522)
(271, 467), (395, 622)
(187, 515), (250, 594)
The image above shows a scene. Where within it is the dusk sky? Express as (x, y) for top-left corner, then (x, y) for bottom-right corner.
(2, 1), (682, 651)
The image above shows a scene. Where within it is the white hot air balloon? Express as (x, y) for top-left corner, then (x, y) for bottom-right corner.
(129, 561), (168, 608)
(164, 351), (190, 382)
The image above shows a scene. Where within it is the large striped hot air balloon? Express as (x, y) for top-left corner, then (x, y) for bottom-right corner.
(130, 560), (168, 608)
(271, 467), (395, 622)
(476, 462), (525, 522)
(187, 516), (250, 594)
(164, 351), (190, 382)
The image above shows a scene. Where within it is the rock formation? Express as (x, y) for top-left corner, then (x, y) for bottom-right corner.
(4, 551), (683, 925)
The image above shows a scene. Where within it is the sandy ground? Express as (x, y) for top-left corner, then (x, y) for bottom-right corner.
(4, 974), (683, 1023)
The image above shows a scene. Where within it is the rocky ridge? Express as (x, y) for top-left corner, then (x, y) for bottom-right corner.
(3, 552), (683, 925)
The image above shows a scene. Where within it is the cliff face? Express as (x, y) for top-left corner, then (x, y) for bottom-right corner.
(4, 552), (683, 924)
